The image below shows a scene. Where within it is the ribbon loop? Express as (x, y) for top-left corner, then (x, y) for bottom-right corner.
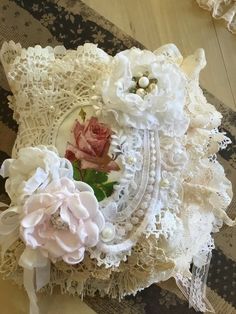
(19, 248), (51, 314)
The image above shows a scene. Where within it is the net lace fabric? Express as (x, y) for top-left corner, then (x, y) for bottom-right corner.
(0, 42), (234, 310)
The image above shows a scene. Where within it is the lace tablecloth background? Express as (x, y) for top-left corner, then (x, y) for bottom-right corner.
(0, 1), (235, 313)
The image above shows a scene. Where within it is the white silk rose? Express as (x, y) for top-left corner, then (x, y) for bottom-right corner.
(98, 47), (189, 134)
(0, 146), (72, 204)
(160, 136), (188, 169)
(20, 177), (105, 264)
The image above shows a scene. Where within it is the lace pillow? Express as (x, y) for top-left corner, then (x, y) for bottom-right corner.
(0, 41), (235, 314)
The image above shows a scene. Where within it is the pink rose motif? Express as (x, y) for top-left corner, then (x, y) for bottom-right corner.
(65, 117), (120, 172)
(20, 177), (105, 264)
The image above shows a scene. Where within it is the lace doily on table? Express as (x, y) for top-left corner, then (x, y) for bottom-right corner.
(0, 42), (235, 313)
(196, 0), (236, 33)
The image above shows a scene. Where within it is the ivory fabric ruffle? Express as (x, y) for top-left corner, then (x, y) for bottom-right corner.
(196, 0), (236, 33)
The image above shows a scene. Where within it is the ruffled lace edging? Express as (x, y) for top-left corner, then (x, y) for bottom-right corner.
(196, 0), (236, 33)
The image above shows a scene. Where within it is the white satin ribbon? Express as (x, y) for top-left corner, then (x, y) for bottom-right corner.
(0, 202), (8, 207)
(0, 204), (21, 257)
(175, 251), (215, 313)
(0, 204), (51, 314)
(23, 268), (39, 314)
(19, 248), (51, 314)
(0, 205), (19, 234)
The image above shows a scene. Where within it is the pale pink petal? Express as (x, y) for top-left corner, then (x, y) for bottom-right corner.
(77, 220), (87, 244)
(55, 230), (80, 253)
(74, 181), (93, 193)
(45, 200), (61, 215)
(20, 227), (42, 249)
(24, 193), (54, 214)
(63, 247), (85, 264)
(43, 240), (65, 259)
(43, 179), (61, 193)
(59, 177), (75, 193)
(59, 204), (70, 224)
(60, 204), (77, 234)
(79, 191), (99, 218)
(37, 222), (54, 239)
(83, 220), (99, 247)
(67, 195), (89, 220)
(21, 209), (45, 228)
(92, 211), (105, 232)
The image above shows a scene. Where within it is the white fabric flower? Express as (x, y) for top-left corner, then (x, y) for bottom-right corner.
(0, 146), (72, 204)
(160, 136), (188, 169)
(99, 47), (189, 134)
(20, 177), (105, 264)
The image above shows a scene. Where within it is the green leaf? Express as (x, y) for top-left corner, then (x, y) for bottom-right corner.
(95, 171), (108, 183)
(101, 181), (117, 197)
(72, 161), (82, 181)
(72, 161), (87, 181)
(84, 169), (108, 185)
(91, 185), (106, 202)
(83, 169), (95, 184)
(79, 108), (86, 122)
(71, 163), (115, 201)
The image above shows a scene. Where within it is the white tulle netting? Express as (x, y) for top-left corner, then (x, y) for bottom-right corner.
(0, 42), (234, 312)
(196, 0), (236, 34)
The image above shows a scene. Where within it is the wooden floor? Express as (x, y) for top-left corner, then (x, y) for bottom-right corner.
(84, 0), (236, 111)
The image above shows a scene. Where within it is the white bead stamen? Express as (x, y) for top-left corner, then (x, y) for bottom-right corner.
(138, 76), (149, 88)
(147, 83), (158, 93)
(136, 88), (146, 98)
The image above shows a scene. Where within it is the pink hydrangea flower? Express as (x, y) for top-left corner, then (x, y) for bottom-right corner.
(20, 177), (105, 264)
